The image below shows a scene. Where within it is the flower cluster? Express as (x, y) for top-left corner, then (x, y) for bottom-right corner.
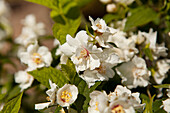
(14, 14), (52, 91)
(58, 16), (169, 90)
(88, 85), (144, 113)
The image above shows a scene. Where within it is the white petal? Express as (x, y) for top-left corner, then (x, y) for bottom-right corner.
(35, 102), (51, 110)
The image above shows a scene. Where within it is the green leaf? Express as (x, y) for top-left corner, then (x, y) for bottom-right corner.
(74, 0), (93, 7)
(25, 0), (58, 10)
(103, 14), (120, 24)
(140, 94), (150, 102)
(153, 99), (164, 112)
(28, 67), (69, 88)
(7, 86), (21, 101)
(61, 59), (77, 83)
(124, 6), (159, 31)
(1, 92), (23, 113)
(153, 84), (170, 88)
(143, 95), (155, 113)
(0, 94), (6, 101)
(143, 43), (154, 61)
(74, 75), (101, 110)
(53, 15), (81, 44)
(55, 105), (62, 113)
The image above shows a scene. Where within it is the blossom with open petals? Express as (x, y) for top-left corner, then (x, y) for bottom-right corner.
(14, 68), (34, 91)
(107, 85), (144, 113)
(80, 48), (119, 87)
(88, 91), (108, 113)
(89, 16), (110, 33)
(60, 30), (102, 72)
(57, 84), (78, 107)
(153, 59), (170, 84)
(117, 56), (151, 88)
(19, 44), (52, 69)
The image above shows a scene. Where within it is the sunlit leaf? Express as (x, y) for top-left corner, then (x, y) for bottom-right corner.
(1, 92), (23, 113)
(124, 6), (159, 31)
(153, 84), (170, 89)
(28, 67), (69, 88)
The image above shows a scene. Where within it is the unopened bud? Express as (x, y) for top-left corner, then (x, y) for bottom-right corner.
(99, 0), (112, 4)
(106, 3), (117, 13)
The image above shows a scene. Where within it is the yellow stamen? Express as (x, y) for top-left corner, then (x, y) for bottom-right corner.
(32, 53), (42, 64)
(95, 64), (106, 74)
(95, 102), (99, 111)
(61, 90), (72, 103)
(96, 23), (102, 29)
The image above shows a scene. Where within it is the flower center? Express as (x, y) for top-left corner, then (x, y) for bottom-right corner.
(95, 102), (99, 111)
(79, 48), (89, 59)
(111, 104), (124, 113)
(96, 23), (102, 29)
(95, 64), (106, 74)
(32, 53), (42, 64)
(61, 90), (72, 103)
(132, 67), (143, 77)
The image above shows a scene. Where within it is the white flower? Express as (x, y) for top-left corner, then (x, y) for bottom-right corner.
(19, 44), (52, 69)
(88, 91), (108, 113)
(114, 0), (135, 5)
(35, 80), (58, 110)
(22, 14), (46, 36)
(107, 85), (144, 113)
(162, 89), (170, 113)
(54, 39), (60, 47)
(14, 69), (34, 91)
(57, 84), (78, 107)
(142, 29), (168, 59)
(117, 56), (151, 88)
(112, 18), (127, 31)
(89, 16), (110, 33)
(108, 32), (138, 62)
(15, 27), (37, 47)
(106, 3), (117, 13)
(153, 59), (170, 84)
(163, 99), (170, 113)
(80, 48), (119, 87)
(130, 30), (145, 45)
(105, 98), (136, 113)
(60, 30), (102, 72)
(99, 0), (112, 4)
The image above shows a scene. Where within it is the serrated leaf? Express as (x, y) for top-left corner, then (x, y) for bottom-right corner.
(1, 92), (23, 113)
(124, 6), (159, 31)
(61, 60), (77, 83)
(153, 84), (170, 88)
(53, 15), (81, 44)
(28, 67), (69, 88)
(25, 0), (59, 10)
